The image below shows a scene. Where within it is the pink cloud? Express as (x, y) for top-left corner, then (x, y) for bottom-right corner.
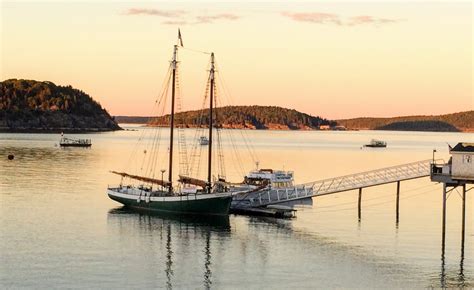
(124, 8), (186, 18)
(282, 11), (400, 26)
(196, 13), (240, 24)
(122, 9), (240, 25)
(348, 15), (399, 26)
(162, 20), (189, 25)
(282, 12), (342, 25)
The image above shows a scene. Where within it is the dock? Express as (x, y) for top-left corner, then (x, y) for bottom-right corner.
(231, 205), (296, 218)
(232, 159), (434, 219)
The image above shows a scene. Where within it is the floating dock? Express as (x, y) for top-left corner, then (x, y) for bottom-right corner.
(231, 205), (296, 218)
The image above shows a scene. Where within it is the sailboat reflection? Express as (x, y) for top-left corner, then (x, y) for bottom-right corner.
(203, 231), (212, 289)
(107, 207), (230, 288)
(165, 224), (173, 290)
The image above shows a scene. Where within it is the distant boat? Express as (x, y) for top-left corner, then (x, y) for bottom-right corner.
(364, 139), (387, 148)
(199, 136), (209, 145)
(231, 167), (312, 213)
(59, 136), (91, 147)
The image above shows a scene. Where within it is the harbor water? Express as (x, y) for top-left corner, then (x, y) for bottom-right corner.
(0, 127), (472, 288)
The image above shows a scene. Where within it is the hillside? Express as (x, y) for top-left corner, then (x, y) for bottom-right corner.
(114, 116), (152, 124)
(336, 111), (474, 132)
(0, 79), (121, 132)
(142, 106), (335, 130)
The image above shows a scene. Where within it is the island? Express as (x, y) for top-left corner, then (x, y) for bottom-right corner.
(337, 111), (474, 133)
(116, 106), (336, 130)
(0, 79), (121, 133)
(115, 107), (473, 133)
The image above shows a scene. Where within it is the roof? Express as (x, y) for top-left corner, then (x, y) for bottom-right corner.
(451, 143), (474, 153)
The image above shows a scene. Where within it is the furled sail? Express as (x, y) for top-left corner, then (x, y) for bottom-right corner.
(111, 171), (171, 187)
(178, 175), (208, 188)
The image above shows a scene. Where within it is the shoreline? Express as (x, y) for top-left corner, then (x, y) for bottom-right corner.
(119, 124), (470, 133)
(1, 125), (471, 134)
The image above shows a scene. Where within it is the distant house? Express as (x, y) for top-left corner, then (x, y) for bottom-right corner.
(319, 125), (331, 130)
(450, 143), (474, 180)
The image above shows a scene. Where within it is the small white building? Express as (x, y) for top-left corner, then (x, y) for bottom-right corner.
(450, 143), (474, 180)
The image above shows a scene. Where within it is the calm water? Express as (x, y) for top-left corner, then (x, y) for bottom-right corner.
(1, 127), (472, 288)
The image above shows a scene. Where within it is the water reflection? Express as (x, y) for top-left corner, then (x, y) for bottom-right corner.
(108, 207), (231, 229)
(0, 145), (100, 194)
(438, 218), (468, 288)
(107, 207), (230, 289)
(165, 224), (173, 290)
(203, 231), (212, 289)
(440, 243), (446, 288)
(459, 236), (465, 288)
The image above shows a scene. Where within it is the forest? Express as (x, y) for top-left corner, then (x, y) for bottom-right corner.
(146, 105), (336, 130)
(0, 79), (121, 132)
(337, 111), (474, 132)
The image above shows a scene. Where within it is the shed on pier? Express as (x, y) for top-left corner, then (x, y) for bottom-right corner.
(450, 143), (474, 180)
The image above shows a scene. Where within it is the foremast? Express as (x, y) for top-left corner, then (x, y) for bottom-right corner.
(168, 44), (178, 194)
(207, 53), (215, 193)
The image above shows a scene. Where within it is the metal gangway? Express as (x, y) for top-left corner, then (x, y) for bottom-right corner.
(243, 159), (434, 208)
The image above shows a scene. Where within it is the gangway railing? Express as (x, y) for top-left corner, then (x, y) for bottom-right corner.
(245, 159), (436, 207)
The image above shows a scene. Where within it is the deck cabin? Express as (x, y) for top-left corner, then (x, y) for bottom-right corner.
(431, 142), (474, 184)
(244, 169), (294, 188)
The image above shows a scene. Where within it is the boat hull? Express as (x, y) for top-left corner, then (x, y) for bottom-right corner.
(60, 143), (92, 147)
(107, 189), (232, 216)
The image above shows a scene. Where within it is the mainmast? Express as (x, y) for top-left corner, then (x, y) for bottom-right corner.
(207, 53), (215, 193)
(168, 44), (178, 193)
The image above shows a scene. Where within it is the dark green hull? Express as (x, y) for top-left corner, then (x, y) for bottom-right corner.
(108, 192), (232, 216)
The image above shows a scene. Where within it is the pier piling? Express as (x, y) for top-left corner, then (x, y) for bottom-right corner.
(442, 183), (447, 251)
(358, 188), (362, 221)
(396, 181), (400, 224)
(461, 184), (466, 250)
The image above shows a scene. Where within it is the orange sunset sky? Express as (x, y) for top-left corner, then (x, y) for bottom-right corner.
(1, 1), (472, 119)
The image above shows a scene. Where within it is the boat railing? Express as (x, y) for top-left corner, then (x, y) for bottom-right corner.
(246, 159), (439, 207)
(246, 186), (314, 207)
(60, 137), (91, 144)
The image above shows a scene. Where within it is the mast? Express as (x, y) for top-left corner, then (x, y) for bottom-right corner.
(168, 44), (178, 193)
(207, 53), (215, 193)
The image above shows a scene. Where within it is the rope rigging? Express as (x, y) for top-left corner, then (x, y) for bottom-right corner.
(114, 43), (261, 189)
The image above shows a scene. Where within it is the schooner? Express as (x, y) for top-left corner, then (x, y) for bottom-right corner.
(107, 32), (246, 215)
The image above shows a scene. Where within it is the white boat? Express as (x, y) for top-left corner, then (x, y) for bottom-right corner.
(231, 167), (313, 211)
(244, 168), (295, 188)
(364, 139), (387, 148)
(59, 136), (91, 147)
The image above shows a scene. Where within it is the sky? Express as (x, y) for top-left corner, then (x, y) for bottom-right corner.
(1, 1), (472, 119)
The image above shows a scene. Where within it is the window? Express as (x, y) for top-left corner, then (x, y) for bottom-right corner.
(463, 155), (472, 164)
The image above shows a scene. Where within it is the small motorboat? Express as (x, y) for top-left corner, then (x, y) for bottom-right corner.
(199, 136), (209, 146)
(59, 137), (92, 147)
(364, 139), (387, 148)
